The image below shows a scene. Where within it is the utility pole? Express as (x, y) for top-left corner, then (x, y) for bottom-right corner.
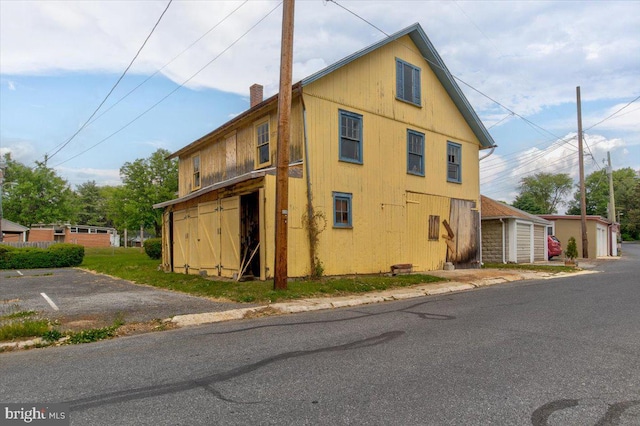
(576, 86), (588, 259)
(274, 0), (295, 290)
(607, 151), (616, 222)
(0, 157), (5, 243)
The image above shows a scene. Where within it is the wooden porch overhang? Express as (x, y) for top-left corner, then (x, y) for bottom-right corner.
(153, 169), (269, 209)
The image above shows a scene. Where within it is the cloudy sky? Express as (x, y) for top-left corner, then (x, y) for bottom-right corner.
(1, 0), (639, 207)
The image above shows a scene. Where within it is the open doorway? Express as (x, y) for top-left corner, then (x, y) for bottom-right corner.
(240, 192), (260, 279)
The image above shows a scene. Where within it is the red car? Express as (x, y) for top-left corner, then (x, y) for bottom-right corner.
(548, 235), (562, 260)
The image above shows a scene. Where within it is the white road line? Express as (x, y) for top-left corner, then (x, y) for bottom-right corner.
(40, 292), (59, 311)
(16, 270), (23, 276)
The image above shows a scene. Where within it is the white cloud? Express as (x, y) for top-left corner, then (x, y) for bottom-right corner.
(55, 166), (121, 188)
(2, 0), (637, 117)
(0, 139), (39, 165)
(481, 133), (629, 203)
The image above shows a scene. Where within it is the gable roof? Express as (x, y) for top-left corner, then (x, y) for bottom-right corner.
(1, 218), (29, 232)
(169, 23), (495, 160)
(302, 23), (495, 149)
(481, 195), (551, 225)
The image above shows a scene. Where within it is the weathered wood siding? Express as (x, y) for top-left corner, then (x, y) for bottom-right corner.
(177, 99), (304, 198)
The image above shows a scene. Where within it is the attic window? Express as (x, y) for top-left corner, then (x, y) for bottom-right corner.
(192, 154), (201, 190)
(396, 59), (421, 106)
(255, 119), (271, 168)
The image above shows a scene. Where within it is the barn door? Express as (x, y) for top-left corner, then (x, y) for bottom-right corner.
(198, 201), (221, 276)
(220, 196), (241, 278)
(445, 199), (480, 269)
(172, 209), (188, 273)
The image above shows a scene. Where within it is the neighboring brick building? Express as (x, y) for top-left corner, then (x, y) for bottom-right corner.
(28, 224), (119, 248)
(1, 218), (29, 242)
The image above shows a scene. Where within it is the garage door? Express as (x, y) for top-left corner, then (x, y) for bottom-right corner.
(516, 222), (532, 263)
(533, 225), (546, 261)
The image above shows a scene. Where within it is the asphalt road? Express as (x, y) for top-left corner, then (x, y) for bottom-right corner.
(0, 268), (253, 328)
(1, 243), (639, 425)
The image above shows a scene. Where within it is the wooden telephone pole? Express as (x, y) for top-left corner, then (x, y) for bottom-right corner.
(576, 86), (589, 259)
(607, 151), (616, 222)
(274, 0), (295, 290)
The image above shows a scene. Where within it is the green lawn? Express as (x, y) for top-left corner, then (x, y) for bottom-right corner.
(80, 248), (446, 303)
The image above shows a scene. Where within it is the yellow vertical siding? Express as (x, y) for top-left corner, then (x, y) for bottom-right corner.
(300, 33), (482, 276)
(168, 33), (484, 278)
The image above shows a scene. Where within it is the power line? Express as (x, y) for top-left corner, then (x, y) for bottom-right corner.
(78, 1), (249, 135)
(53, 2), (282, 168)
(584, 94), (640, 132)
(46, 0), (173, 162)
(327, 0), (572, 150)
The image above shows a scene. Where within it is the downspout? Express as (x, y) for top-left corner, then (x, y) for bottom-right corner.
(300, 88), (317, 274)
(479, 145), (496, 161)
(499, 218), (506, 264)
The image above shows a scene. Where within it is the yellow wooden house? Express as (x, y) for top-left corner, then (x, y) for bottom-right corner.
(154, 23), (495, 280)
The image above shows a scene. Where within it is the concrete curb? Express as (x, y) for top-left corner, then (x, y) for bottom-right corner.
(168, 269), (602, 327)
(169, 278), (523, 327)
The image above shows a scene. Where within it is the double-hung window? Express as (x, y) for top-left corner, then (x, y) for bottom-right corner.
(447, 142), (462, 183)
(396, 59), (421, 106)
(192, 154), (201, 190)
(333, 192), (353, 228)
(339, 110), (362, 164)
(256, 120), (270, 167)
(407, 130), (425, 176)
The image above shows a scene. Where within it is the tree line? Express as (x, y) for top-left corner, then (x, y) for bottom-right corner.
(511, 170), (640, 240)
(1, 149), (177, 239)
(3, 150), (639, 241)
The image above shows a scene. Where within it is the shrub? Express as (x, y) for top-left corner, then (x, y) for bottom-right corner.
(565, 237), (578, 260)
(144, 238), (162, 260)
(0, 244), (84, 269)
(49, 244), (85, 267)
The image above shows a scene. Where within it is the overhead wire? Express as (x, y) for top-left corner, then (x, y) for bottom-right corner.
(53, 1), (283, 168)
(77, 1), (249, 135)
(327, 0), (581, 174)
(46, 0), (173, 162)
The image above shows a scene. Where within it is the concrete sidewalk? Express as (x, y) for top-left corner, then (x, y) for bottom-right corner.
(170, 266), (599, 327)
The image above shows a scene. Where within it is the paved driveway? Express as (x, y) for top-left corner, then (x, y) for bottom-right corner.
(1, 268), (251, 329)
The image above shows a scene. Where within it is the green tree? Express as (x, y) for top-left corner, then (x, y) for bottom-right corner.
(567, 167), (639, 239)
(2, 154), (77, 227)
(75, 180), (113, 226)
(115, 149), (177, 237)
(511, 192), (547, 215)
(512, 172), (573, 214)
(622, 179), (640, 240)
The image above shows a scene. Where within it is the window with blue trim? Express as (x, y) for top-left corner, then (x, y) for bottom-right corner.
(339, 110), (362, 164)
(396, 59), (421, 106)
(407, 130), (425, 176)
(447, 142), (462, 183)
(333, 192), (352, 228)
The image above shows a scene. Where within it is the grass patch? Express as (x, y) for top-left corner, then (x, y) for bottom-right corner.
(1, 310), (37, 320)
(0, 319), (50, 341)
(483, 263), (577, 273)
(81, 248), (446, 303)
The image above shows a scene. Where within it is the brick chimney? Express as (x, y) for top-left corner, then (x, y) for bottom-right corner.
(250, 84), (263, 108)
